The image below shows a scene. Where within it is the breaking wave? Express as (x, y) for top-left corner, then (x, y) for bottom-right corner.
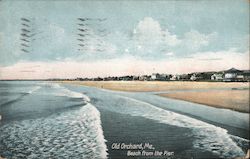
(0, 103), (108, 159)
(27, 86), (41, 94)
(0, 84), (107, 159)
(0, 86), (41, 107)
(107, 95), (247, 158)
(51, 83), (91, 102)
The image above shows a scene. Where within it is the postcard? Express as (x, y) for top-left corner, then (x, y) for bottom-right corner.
(0, 0), (249, 158)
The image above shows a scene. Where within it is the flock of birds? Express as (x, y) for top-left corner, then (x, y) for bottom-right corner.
(19, 17), (109, 54)
(77, 18), (108, 53)
(20, 18), (33, 53)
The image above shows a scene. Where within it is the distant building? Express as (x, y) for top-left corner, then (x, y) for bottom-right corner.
(223, 68), (243, 82)
(211, 73), (223, 81)
(190, 72), (214, 81)
(151, 73), (159, 80)
(170, 75), (180, 81)
(132, 76), (139, 80)
(190, 74), (197, 81)
(243, 70), (250, 81)
(73, 68), (249, 82)
(121, 76), (133, 81)
(179, 74), (191, 81)
(139, 75), (149, 81)
(190, 73), (203, 81)
(159, 74), (169, 81)
(236, 75), (244, 81)
(151, 73), (169, 81)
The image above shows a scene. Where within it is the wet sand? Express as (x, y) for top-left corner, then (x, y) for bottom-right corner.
(61, 81), (249, 113)
(159, 89), (249, 113)
(60, 81), (248, 92)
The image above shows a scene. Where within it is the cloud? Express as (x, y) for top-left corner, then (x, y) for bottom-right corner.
(163, 29), (181, 46)
(131, 17), (219, 58)
(0, 48), (248, 79)
(165, 52), (174, 56)
(132, 17), (162, 54)
(185, 49), (249, 71)
(132, 17), (181, 55)
(182, 30), (217, 51)
(0, 13), (246, 69)
(134, 17), (180, 47)
(0, 0), (249, 71)
(198, 58), (222, 61)
(134, 17), (162, 44)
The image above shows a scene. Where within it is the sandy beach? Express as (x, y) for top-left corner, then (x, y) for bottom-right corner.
(61, 81), (249, 92)
(159, 90), (249, 113)
(61, 81), (249, 113)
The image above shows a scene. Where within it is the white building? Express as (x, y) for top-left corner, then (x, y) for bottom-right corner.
(211, 73), (223, 81)
(151, 73), (158, 80)
(223, 68), (243, 82)
(170, 75), (180, 81)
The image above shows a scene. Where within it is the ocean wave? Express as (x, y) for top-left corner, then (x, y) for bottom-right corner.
(27, 86), (41, 94)
(107, 95), (246, 158)
(0, 83), (107, 158)
(0, 86), (41, 107)
(51, 83), (90, 102)
(0, 103), (108, 159)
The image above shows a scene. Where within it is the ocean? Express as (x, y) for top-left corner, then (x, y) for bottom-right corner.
(0, 81), (249, 159)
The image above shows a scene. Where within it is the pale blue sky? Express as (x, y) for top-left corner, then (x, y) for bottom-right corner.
(0, 0), (249, 79)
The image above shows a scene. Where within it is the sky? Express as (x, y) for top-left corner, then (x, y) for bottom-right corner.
(0, 0), (249, 79)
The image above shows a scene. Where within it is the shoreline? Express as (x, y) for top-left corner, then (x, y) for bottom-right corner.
(158, 90), (249, 113)
(60, 81), (249, 92)
(60, 81), (249, 113)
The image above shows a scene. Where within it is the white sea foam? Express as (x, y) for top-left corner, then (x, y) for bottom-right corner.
(109, 95), (246, 158)
(27, 86), (41, 94)
(51, 83), (91, 102)
(0, 83), (107, 158)
(231, 135), (250, 143)
(0, 103), (108, 159)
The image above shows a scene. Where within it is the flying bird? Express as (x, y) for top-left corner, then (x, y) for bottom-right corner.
(22, 23), (30, 27)
(21, 49), (29, 53)
(78, 33), (86, 37)
(21, 32), (41, 38)
(77, 39), (85, 42)
(21, 18), (30, 22)
(21, 38), (30, 42)
(21, 28), (31, 33)
(21, 33), (30, 38)
(78, 18), (91, 21)
(78, 18), (84, 21)
(21, 43), (29, 47)
(78, 28), (88, 32)
(78, 44), (85, 47)
(78, 18), (86, 21)
(78, 23), (85, 26)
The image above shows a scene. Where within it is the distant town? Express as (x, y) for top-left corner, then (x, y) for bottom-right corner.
(1, 68), (250, 82)
(50, 68), (249, 82)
